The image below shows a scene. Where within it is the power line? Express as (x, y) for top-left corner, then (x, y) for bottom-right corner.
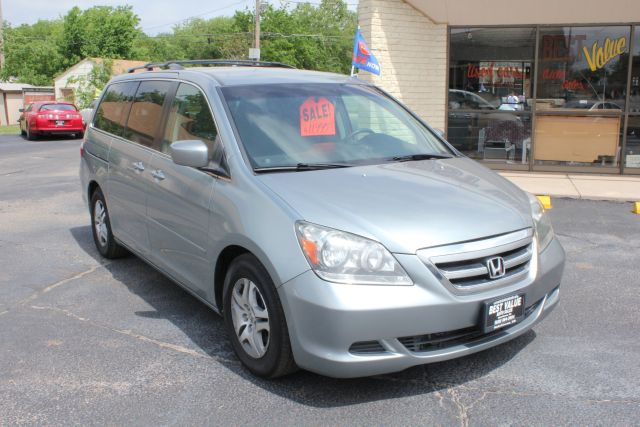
(142, 0), (250, 31)
(277, 0), (359, 5)
(6, 31), (353, 43)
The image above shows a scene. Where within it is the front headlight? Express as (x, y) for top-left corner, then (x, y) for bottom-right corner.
(295, 221), (413, 285)
(527, 193), (554, 252)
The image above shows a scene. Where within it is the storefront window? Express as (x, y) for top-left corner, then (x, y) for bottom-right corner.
(625, 116), (640, 168)
(448, 111), (531, 163)
(630, 26), (640, 114)
(448, 24), (638, 173)
(450, 27), (535, 111)
(627, 27), (640, 169)
(448, 27), (535, 163)
(534, 115), (623, 168)
(533, 26), (630, 169)
(536, 26), (630, 110)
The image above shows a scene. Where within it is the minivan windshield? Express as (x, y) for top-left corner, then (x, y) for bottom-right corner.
(221, 84), (453, 171)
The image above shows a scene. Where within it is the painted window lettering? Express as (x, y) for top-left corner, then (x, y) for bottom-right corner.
(582, 36), (627, 72)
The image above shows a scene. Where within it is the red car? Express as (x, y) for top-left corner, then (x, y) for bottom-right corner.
(18, 101), (85, 140)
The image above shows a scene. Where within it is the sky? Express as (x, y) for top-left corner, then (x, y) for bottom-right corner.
(4, 0), (358, 35)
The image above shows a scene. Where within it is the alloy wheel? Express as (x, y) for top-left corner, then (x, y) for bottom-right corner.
(230, 278), (270, 358)
(93, 199), (109, 247)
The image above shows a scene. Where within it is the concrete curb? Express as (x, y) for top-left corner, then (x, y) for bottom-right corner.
(499, 172), (640, 202)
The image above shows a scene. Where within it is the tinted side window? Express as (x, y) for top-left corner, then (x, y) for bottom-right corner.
(125, 81), (171, 148)
(162, 83), (218, 158)
(94, 82), (139, 137)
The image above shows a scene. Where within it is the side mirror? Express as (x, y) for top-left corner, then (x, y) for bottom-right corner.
(18, 108), (24, 113)
(170, 140), (209, 168)
(433, 128), (446, 139)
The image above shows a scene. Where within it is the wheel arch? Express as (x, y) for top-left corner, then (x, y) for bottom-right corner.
(88, 180), (100, 206)
(212, 238), (292, 313)
(214, 245), (250, 312)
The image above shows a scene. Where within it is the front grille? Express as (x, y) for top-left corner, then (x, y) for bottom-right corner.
(399, 297), (544, 353)
(417, 229), (535, 292)
(436, 242), (532, 287)
(349, 340), (387, 355)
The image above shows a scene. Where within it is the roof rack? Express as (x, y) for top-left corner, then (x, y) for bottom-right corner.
(127, 59), (296, 73)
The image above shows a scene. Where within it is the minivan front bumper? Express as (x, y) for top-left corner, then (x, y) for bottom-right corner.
(278, 237), (564, 378)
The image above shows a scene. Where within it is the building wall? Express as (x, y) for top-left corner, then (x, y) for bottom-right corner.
(358, 0), (448, 130)
(0, 92), (25, 126)
(5, 93), (24, 126)
(54, 60), (96, 101)
(0, 94), (6, 126)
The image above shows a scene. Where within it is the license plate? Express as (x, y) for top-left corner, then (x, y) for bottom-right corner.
(482, 293), (525, 333)
(55, 120), (65, 126)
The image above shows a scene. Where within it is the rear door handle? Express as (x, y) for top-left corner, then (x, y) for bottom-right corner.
(151, 169), (166, 181)
(132, 161), (145, 172)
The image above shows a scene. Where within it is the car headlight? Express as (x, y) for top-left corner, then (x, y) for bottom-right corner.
(527, 193), (554, 252)
(295, 221), (413, 285)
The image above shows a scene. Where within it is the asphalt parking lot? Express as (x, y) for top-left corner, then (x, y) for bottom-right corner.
(1, 133), (639, 425)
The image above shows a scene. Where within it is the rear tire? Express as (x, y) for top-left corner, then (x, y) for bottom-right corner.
(223, 254), (297, 378)
(76, 131), (84, 139)
(26, 125), (36, 141)
(90, 188), (128, 259)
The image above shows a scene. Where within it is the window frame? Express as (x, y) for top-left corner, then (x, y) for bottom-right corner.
(157, 81), (230, 179)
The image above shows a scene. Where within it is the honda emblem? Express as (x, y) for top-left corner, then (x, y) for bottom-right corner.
(486, 256), (506, 279)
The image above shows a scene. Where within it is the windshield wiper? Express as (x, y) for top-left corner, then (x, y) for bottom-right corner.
(254, 163), (353, 173)
(389, 153), (452, 162)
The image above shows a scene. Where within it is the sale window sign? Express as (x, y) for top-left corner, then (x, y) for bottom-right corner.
(299, 97), (336, 137)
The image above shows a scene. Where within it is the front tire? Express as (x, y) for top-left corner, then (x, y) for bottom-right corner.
(26, 125), (36, 141)
(223, 254), (297, 378)
(90, 188), (128, 259)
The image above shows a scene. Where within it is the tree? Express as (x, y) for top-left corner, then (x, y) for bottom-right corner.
(61, 6), (141, 65)
(132, 16), (251, 62)
(0, 0), (356, 86)
(1, 20), (65, 85)
(232, 0), (356, 73)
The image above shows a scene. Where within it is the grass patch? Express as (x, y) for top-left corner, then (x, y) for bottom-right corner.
(0, 124), (20, 135)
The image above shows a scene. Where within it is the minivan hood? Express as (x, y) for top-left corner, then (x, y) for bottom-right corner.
(257, 157), (533, 253)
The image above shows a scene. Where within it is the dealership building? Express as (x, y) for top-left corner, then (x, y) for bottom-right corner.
(357, 0), (640, 174)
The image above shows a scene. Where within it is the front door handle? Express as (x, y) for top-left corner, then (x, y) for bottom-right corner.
(132, 161), (145, 172)
(151, 169), (166, 181)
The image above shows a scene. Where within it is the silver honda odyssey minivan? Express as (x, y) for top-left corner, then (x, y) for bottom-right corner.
(80, 60), (565, 378)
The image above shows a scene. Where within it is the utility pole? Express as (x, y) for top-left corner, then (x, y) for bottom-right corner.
(254, 0), (261, 50)
(248, 0), (261, 60)
(0, 0), (4, 70)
